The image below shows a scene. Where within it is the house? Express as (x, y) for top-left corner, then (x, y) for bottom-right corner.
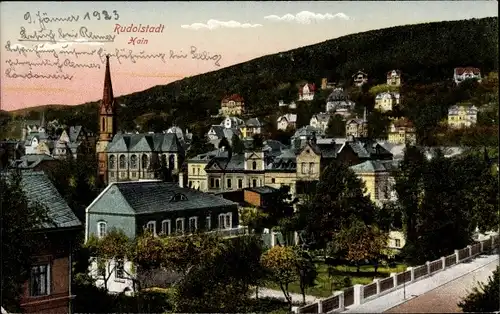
(265, 149), (298, 196)
(386, 70), (402, 86)
(241, 118), (263, 138)
(9, 154), (60, 172)
(448, 104), (478, 128)
(52, 125), (95, 160)
(219, 94), (245, 116)
(278, 100), (297, 109)
(349, 159), (399, 205)
(277, 114), (297, 131)
(345, 114), (368, 138)
(352, 71), (368, 87)
(388, 230), (406, 250)
(243, 186), (279, 208)
(85, 180), (239, 294)
(454, 67), (482, 84)
(374, 92), (400, 112)
(187, 149), (220, 191)
(309, 113), (332, 133)
(207, 125), (242, 147)
(2, 171), (82, 314)
(221, 116), (245, 129)
(105, 132), (185, 183)
(24, 131), (54, 155)
(326, 88), (355, 115)
(21, 114), (47, 141)
(321, 78), (336, 90)
(387, 117), (416, 145)
(298, 83), (316, 101)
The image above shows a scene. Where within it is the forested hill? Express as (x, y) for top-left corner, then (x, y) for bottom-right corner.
(8, 16), (499, 136)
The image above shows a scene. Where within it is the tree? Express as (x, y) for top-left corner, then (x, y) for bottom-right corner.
(298, 162), (377, 249)
(367, 110), (390, 139)
(295, 248), (318, 305)
(325, 114), (346, 137)
(458, 266), (500, 312)
(330, 220), (388, 272)
(239, 207), (269, 234)
(0, 171), (52, 312)
(187, 133), (215, 159)
(218, 137), (231, 150)
(368, 84), (400, 96)
(231, 133), (245, 154)
(86, 229), (132, 291)
(261, 246), (299, 310)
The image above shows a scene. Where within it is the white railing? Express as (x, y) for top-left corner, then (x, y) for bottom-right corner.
(296, 234), (499, 313)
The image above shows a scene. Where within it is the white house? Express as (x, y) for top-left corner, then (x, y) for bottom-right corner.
(309, 113), (332, 133)
(298, 83), (316, 101)
(374, 92), (400, 112)
(278, 100), (297, 109)
(352, 71), (368, 87)
(454, 67), (482, 84)
(386, 70), (402, 86)
(277, 114), (297, 131)
(221, 116), (245, 129)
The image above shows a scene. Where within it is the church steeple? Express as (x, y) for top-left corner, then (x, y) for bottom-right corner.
(100, 55), (115, 115)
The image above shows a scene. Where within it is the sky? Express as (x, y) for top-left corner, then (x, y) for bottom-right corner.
(1, 1), (497, 111)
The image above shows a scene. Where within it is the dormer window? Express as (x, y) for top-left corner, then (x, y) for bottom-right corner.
(171, 193), (188, 202)
(252, 161), (257, 170)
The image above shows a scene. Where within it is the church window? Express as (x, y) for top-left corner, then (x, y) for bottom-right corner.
(119, 155), (126, 169)
(252, 161), (257, 170)
(101, 117), (105, 132)
(142, 154), (149, 169)
(130, 155), (138, 168)
(108, 155), (115, 169)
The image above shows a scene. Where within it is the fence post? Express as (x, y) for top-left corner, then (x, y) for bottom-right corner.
(317, 300), (323, 314)
(492, 236), (496, 248)
(480, 241), (484, 252)
(454, 249), (460, 263)
(426, 261), (431, 275)
(338, 291), (345, 311)
(353, 284), (364, 305)
(390, 272), (398, 287)
(406, 267), (415, 282)
(373, 278), (381, 294)
(467, 245), (472, 258)
(441, 256), (446, 270)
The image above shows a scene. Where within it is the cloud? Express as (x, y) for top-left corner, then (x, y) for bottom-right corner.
(264, 11), (350, 24)
(181, 19), (262, 30)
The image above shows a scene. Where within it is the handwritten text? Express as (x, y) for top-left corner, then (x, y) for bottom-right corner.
(24, 11), (120, 31)
(19, 26), (116, 44)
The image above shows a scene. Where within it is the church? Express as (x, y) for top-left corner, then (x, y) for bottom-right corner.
(95, 56), (185, 185)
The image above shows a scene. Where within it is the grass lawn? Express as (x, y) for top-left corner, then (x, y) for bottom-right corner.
(266, 262), (407, 298)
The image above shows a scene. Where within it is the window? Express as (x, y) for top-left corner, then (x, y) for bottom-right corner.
(119, 154), (126, 169)
(161, 154), (167, 166)
(97, 221), (107, 238)
(309, 162), (315, 174)
(115, 259), (125, 279)
(238, 179), (243, 189)
(301, 162), (307, 174)
(130, 154), (138, 168)
(169, 154), (175, 169)
(395, 239), (401, 248)
(225, 213), (232, 229)
(206, 215), (211, 230)
(145, 221), (156, 235)
(215, 179), (220, 188)
(252, 161), (257, 170)
(227, 178), (232, 189)
(141, 154), (149, 169)
(197, 168), (200, 175)
(176, 218), (185, 233)
(101, 117), (105, 132)
(189, 217), (198, 233)
(271, 178), (276, 184)
(218, 213), (232, 229)
(188, 181), (193, 188)
(30, 264), (50, 296)
(161, 220), (171, 235)
(108, 155), (115, 169)
(210, 178), (215, 188)
(192, 167), (195, 175)
(252, 179), (257, 187)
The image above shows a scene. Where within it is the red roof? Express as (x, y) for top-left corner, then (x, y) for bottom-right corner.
(299, 83), (316, 94)
(222, 94), (244, 102)
(454, 67), (481, 75)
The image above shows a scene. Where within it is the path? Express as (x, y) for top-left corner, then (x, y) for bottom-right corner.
(385, 257), (499, 313)
(341, 253), (499, 313)
(253, 287), (320, 304)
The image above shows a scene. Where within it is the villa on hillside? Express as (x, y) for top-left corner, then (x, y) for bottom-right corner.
(219, 94), (245, 116)
(352, 70), (368, 87)
(277, 114), (298, 131)
(386, 70), (402, 86)
(309, 113), (332, 133)
(298, 83), (316, 101)
(387, 117), (416, 145)
(374, 92), (400, 112)
(447, 104), (478, 129)
(454, 67), (482, 84)
(278, 100), (297, 109)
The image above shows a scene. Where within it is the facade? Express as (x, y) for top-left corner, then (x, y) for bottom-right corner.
(241, 118), (263, 138)
(2, 171), (82, 314)
(352, 71), (368, 86)
(387, 118), (416, 144)
(298, 83), (316, 101)
(345, 117), (368, 138)
(96, 56), (118, 185)
(321, 78), (337, 90)
(388, 230), (406, 250)
(105, 132), (185, 183)
(278, 100), (297, 109)
(309, 113), (332, 133)
(349, 160), (399, 205)
(53, 126), (95, 159)
(277, 113), (297, 131)
(447, 104), (478, 129)
(325, 88), (355, 115)
(374, 92), (400, 112)
(207, 125), (242, 147)
(219, 94), (245, 116)
(85, 180), (239, 294)
(24, 131), (54, 155)
(386, 70), (402, 86)
(454, 67), (482, 84)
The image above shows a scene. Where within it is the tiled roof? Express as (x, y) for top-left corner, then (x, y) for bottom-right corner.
(299, 83), (316, 94)
(376, 92), (400, 99)
(246, 117), (263, 127)
(454, 67), (480, 75)
(69, 126), (83, 142)
(106, 133), (184, 154)
(110, 181), (237, 214)
(222, 94), (244, 102)
(386, 70), (402, 78)
(350, 159), (400, 173)
(277, 114), (297, 123)
(245, 186), (278, 194)
(312, 113), (331, 123)
(1, 171), (82, 230)
(327, 88), (347, 102)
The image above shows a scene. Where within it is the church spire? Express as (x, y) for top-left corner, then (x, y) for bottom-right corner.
(101, 55), (114, 112)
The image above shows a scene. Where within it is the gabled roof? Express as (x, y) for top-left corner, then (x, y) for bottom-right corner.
(106, 133), (184, 154)
(277, 114), (297, 123)
(69, 126), (83, 142)
(311, 113), (331, 123)
(350, 159), (399, 173)
(386, 70), (402, 78)
(454, 67), (481, 75)
(299, 83), (316, 94)
(1, 171), (81, 230)
(91, 181), (237, 215)
(222, 94), (244, 102)
(246, 117), (263, 127)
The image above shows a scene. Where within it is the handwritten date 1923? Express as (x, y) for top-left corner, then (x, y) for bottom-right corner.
(24, 10), (119, 31)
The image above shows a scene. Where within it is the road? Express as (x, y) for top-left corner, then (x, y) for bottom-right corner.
(384, 257), (498, 313)
(342, 253), (499, 313)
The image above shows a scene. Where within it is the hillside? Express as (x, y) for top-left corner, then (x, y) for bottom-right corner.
(5, 17), (498, 137)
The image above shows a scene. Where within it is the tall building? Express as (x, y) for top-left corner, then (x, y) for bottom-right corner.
(96, 56), (117, 185)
